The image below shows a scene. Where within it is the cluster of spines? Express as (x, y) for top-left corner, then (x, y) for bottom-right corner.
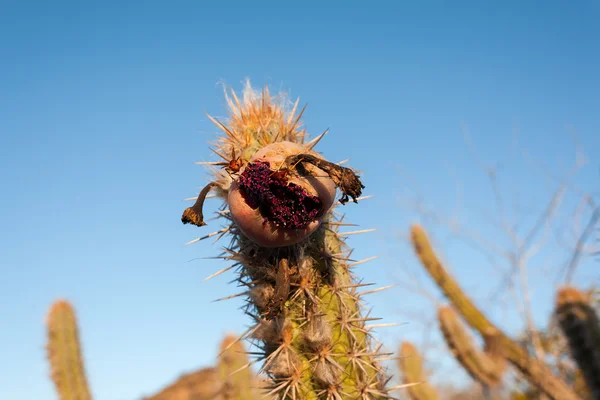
(205, 82), (313, 195)
(409, 224), (582, 400)
(397, 342), (440, 400)
(555, 286), (600, 399)
(46, 300), (93, 400)
(234, 216), (391, 399)
(437, 306), (506, 387)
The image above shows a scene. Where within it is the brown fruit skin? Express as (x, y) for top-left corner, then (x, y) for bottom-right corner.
(228, 141), (336, 248)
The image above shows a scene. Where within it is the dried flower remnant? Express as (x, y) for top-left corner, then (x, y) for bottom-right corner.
(181, 182), (217, 227)
(283, 153), (365, 205)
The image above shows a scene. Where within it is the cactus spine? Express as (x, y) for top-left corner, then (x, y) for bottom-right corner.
(555, 286), (600, 399)
(409, 224), (582, 400)
(437, 306), (505, 387)
(398, 342), (440, 400)
(182, 83), (389, 399)
(46, 299), (93, 400)
(218, 335), (256, 400)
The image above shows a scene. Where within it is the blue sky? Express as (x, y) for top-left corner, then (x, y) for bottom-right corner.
(1, 1), (599, 399)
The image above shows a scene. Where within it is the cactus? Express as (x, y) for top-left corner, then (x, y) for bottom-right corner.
(182, 82), (389, 399)
(555, 286), (600, 399)
(144, 334), (270, 400)
(437, 306), (505, 387)
(397, 342), (440, 400)
(46, 299), (93, 400)
(142, 368), (221, 400)
(409, 224), (582, 400)
(218, 335), (256, 400)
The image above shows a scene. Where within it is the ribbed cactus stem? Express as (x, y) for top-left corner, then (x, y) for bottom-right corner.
(182, 83), (388, 400)
(437, 306), (505, 387)
(218, 335), (255, 400)
(555, 286), (600, 399)
(242, 213), (388, 399)
(409, 224), (581, 400)
(46, 300), (93, 400)
(397, 342), (440, 400)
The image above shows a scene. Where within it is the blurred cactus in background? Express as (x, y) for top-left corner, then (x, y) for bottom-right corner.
(397, 342), (440, 400)
(217, 335), (260, 400)
(409, 224), (583, 400)
(555, 286), (600, 399)
(46, 299), (93, 400)
(44, 298), (270, 400)
(437, 306), (506, 388)
(142, 368), (221, 400)
(141, 333), (269, 400)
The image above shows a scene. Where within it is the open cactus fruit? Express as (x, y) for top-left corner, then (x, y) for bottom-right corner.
(227, 141), (337, 247)
(181, 83), (392, 399)
(181, 87), (365, 248)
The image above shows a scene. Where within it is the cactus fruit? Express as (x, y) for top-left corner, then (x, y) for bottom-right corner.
(227, 141), (338, 247)
(555, 286), (600, 399)
(218, 335), (256, 400)
(397, 342), (440, 400)
(409, 224), (582, 400)
(46, 299), (93, 400)
(437, 306), (505, 387)
(182, 82), (389, 399)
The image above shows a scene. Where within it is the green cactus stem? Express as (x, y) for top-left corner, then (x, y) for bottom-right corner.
(555, 286), (600, 399)
(437, 306), (505, 387)
(182, 82), (390, 399)
(397, 342), (440, 400)
(409, 224), (582, 400)
(46, 300), (93, 400)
